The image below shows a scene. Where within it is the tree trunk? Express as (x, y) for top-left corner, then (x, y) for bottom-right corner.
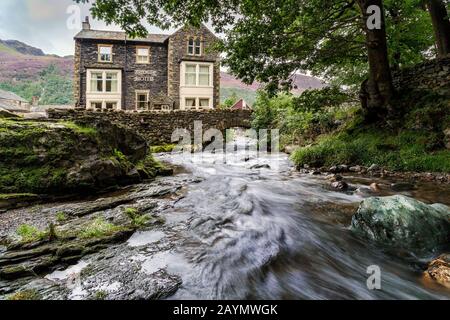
(426, 0), (450, 57)
(357, 0), (395, 119)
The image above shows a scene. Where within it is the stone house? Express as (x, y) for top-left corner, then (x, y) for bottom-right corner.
(0, 89), (30, 113)
(74, 17), (220, 112)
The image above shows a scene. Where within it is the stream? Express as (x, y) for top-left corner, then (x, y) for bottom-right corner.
(2, 133), (450, 300)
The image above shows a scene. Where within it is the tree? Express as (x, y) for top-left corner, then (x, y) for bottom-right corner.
(426, 0), (450, 56)
(75, 0), (434, 119)
(356, 0), (394, 116)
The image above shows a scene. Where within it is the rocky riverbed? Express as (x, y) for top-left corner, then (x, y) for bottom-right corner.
(1, 131), (450, 300)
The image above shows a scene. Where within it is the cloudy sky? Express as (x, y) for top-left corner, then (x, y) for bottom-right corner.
(0, 0), (169, 56)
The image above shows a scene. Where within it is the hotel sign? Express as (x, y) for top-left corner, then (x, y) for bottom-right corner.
(135, 70), (157, 82)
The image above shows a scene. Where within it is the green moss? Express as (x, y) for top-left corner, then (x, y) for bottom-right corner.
(150, 144), (177, 153)
(63, 121), (97, 137)
(0, 193), (37, 200)
(93, 290), (108, 300)
(7, 289), (41, 300)
(16, 224), (48, 243)
(79, 217), (124, 239)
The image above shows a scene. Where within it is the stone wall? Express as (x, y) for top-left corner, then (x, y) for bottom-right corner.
(48, 109), (252, 145)
(392, 55), (450, 96)
(167, 24), (221, 109)
(74, 39), (169, 110)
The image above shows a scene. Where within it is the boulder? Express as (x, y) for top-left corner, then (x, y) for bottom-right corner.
(351, 195), (450, 251)
(331, 181), (349, 191)
(368, 164), (380, 172)
(424, 254), (450, 288)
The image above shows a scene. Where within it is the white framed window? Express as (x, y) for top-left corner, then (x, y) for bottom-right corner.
(185, 64), (197, 86)
(90, 101), (103, 111)
(199, 65), (210, 86)
(136, 47), (150, 64)
(90, 72), (103, 92)
(183, 63), (212, 87)
(105, 101), (117, 110)
(136, 90), (150, 110)
(187, 38), (201, 55)
(88, 70), (121, 94)
(105, 72), (118, 92)
(199, 98), (210, 109)
(185, 98), (197, 109)
(98, 45), (113, 62)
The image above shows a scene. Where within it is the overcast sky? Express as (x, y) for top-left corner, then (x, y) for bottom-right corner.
(0, 0), (170, 56)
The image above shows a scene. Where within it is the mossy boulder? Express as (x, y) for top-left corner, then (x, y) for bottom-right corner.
(0, 118), (166, 197)
(350, 195), (450, 252)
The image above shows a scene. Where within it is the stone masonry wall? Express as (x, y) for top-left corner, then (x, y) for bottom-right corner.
(48, 109), (252, 145)
(167, 25), (221, 109)
(392, 55), (450, 96)
(74, 39), (168, 110)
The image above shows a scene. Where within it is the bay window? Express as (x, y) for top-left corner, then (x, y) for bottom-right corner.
(90, 72), (103, 92)
(183, 63), (212, 87)
(88, 70), (120, 93)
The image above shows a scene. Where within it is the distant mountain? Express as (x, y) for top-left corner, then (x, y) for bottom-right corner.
(0, 39), (325, 106)
(220, 71), (325, 95)
(0, 40), (45, 56)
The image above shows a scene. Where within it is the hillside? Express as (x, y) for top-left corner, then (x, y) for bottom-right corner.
(0, 39), (325, 106)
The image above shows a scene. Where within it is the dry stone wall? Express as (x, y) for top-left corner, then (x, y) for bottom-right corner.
(48, 109), (252, 145)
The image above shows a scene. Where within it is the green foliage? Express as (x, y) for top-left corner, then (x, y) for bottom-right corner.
(221, 87), (257, 108)
(292, 87), (356, 113)
(291, 129), (450, 172)
(221, 91), (239, 109)
(56, 212), (68, 222)
(75, 0), (436, 91)
(124, 207), (149, 227)
(252, 88), (357, 146)
(79, 217), (123, 239)
(16, 224), (48, 243)
(0, 64), (73, 105)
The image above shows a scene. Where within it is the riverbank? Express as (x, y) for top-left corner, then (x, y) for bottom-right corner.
(0, 117), (172, 210)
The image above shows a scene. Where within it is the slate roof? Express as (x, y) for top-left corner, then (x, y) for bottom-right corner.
(74, 30), (170, 43)
(0, 89), (28, 103)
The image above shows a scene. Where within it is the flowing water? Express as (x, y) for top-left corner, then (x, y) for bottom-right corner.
(143, 134), (450, 300)
(10, 132), (449, 300)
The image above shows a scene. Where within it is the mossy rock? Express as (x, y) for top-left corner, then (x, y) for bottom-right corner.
(351, 195), (450, 252)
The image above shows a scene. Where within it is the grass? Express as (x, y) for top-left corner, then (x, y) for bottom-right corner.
(124, 207), (149, 227)
(291, 128), (450, 172)
(56, 211), (68, 222)
(150, 144), (177, 153)
(16, 224), (48, 243)
(79, 217), (123, 239)
(7, 290), (41, 300)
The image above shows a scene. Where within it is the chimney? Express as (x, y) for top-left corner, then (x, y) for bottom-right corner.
(32, 96), (39, 106)
(82, 16), (91, 30)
